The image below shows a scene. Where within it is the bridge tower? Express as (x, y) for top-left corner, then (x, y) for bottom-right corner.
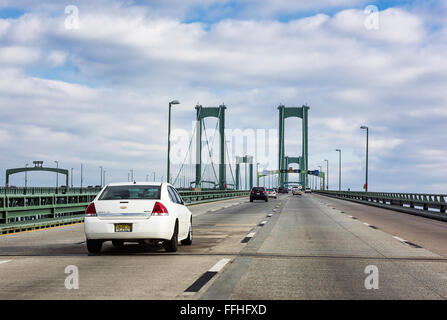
(235, 155), (253, 190)
(195, 104), (226, 189)
(278, 105), (309, 188)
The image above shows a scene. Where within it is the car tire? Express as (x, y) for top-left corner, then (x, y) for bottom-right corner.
(250, 199), (253, 202)
(112, 240), (124, 247)
(87, 239), (102, 254)
(181, 219), (193, 245)
(164, 222), (178, 252)
(265, 198), (268, 202)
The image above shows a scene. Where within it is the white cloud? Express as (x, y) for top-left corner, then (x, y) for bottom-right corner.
(0, 3), (446, 192)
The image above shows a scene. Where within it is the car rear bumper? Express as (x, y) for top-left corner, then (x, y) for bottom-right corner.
(84, 216), (174, 240)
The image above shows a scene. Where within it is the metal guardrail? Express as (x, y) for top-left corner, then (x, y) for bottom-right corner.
(0, 188), (249, 234)
(0, 186), (102, 195)
(315, 190), (447, 222)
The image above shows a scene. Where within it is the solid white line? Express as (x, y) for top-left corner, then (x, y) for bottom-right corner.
(208, 258), (231, 272)
(393, 236), (407, 243)
(246, 232), (256, 238)
(0, 260), (11, 265)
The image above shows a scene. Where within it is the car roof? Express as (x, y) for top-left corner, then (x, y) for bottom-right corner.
(105, 182), (165, 187)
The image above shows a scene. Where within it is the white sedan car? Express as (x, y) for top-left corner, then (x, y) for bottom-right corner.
(267, 188), (277, 199)
(84, 182), (192, 253)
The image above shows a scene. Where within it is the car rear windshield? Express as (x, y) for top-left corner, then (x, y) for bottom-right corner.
(252, 187), (265, 192)
(99, 185), (161, 200)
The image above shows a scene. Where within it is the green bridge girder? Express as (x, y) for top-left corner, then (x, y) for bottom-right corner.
(278, 105), (309, 188)
(235, 155), (253, 190)
(195, 104), (226, 189)
(5, 167), (69, 188)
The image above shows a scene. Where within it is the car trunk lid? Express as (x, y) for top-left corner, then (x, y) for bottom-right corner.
(94, 200), (156, 220)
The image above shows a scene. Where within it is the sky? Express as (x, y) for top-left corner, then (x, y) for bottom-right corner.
(0, 0), (446, 192)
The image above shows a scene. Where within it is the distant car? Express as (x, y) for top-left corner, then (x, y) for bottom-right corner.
(304, 188), (312, 193)
(292, 187), (302, 195)
(250, 187), (268, 202)
(278, 187), (288, 194)
(267, 188), (277, 199)
(84, 182), (193, 254)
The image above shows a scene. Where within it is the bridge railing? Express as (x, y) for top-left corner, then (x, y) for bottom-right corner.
(0, 188), (249, 234)
(0, 186), (102, 195)
(315, 190), (447, 221)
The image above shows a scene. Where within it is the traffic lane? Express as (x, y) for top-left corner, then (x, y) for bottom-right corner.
(228, 257), (445, 300)
(0, 255), (228, 299)
(0, 196), (280, 299)
(313, 193), (447, 257)
(202, 194), (447, 299)
(0, 196), (254, 256)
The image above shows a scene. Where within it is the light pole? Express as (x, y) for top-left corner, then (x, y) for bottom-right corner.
(318, 165), (322, 190)
(71, 168), (74, 188)
(335, 149), (341, 191)
(99, 166), (103, 187)
(146, 174), (149, 182)
(167, 100), (180, 184)
(256, 163), (260, 186)
(103, 170), (106, 185)
(130, 169), (134, 181)
(360, 126), (369, 192)
(80, 163), (83, 192)
(54, 161), (59, 192)
(153, 172), (156, 181)
(324, 159), (329, 190)
(25, 163), (28, 189)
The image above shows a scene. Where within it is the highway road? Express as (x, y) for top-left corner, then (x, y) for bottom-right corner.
(1, 193), (446, 299)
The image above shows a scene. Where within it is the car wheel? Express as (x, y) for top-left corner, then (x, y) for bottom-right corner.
(250, 199), (253, 202)
(87, 240), (102, 254)
(181, 219), (193, 245)
(265, 198), (268, 202)
(164, 222), (178, 252)
(112, 240), (124, 247)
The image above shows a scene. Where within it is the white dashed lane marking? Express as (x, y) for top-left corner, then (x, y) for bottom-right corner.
(241, 232), (256, 243)
(184, 258), (231, 293)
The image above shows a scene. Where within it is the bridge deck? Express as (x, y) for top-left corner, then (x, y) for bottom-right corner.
(0, 194), (446, 299)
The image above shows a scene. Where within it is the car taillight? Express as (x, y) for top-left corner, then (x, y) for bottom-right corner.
(85, 202), (97, 216)
(152, 202), (169, 216)
(263, 190), (267, 194)
(250, 191), (254, 194)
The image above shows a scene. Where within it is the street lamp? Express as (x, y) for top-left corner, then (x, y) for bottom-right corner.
(80, 163), (83, 192)
(25, 163), (28, 189)
(103, 170), (106, 185)
(318, 165), (322, 190)
(360, 126), (369, 192)
(256, 162), (260, 186)
(99, 166), (103, 187)
(71, 168), (74, 188)
(324, 159), (329, 190)
(54, 161), (59, 192)
(130, 169), (134, 181)
(335, 149), (341, 191)
(167, 100), (180, 184)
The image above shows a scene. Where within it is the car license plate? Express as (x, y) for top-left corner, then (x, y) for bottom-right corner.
(115, 223), (132, 232)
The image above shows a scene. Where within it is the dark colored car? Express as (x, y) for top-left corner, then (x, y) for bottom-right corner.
(250, 187), (268, 202)
(278, 187), (289, 194)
